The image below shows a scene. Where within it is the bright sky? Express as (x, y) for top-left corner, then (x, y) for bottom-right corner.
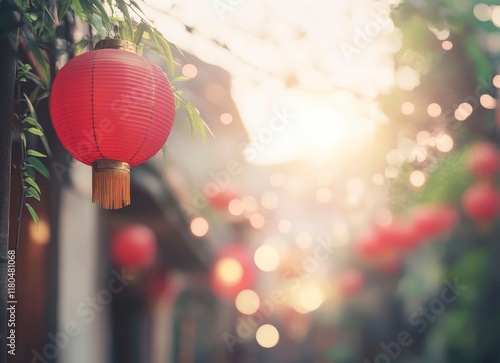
(143, 0), (403, 164)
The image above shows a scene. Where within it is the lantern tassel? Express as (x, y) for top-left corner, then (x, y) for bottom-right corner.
(92, 160), (130, 209)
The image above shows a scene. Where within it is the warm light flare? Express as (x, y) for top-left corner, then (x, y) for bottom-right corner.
(215, 258), (244, 286)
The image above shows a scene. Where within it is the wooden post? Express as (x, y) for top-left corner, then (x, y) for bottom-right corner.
(0, 5), (19, 362)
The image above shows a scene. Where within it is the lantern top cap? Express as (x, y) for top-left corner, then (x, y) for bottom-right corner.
(95, 38), (138, 53)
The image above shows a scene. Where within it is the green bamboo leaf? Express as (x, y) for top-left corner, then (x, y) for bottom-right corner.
(91, 13), (105, 38)
(74, 39), (89, 55)
(152, 29), (175, 76)
(26, 187), (41, 201)
(133, 22), (148, 45)
(174, 93), (181, 109)
(23, 94), (52, 157)
(185, 102), (196, 137)
(36, 91), (49, 101)
(172, 75), (189, 82)
(22, 28), (50, 88)
(58, 0), (73, 21)
(24, 72), (46, 90)
(115, 0), (133, 40)
(27, 127), (43, 136)
(22, 116), (38, 126)
(25, 177), (41, 194)
(141, 23), (175, 76)
(25, 203), (39, 229)
(27, 149), (47, 158)
(27, 157), (50, 179)
(25, 167), (35, 179)
(87, 0), (111, 29)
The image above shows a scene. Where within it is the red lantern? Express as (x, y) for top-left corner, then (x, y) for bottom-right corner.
(210, 244), (256, 299)
(410, 204), (458, 240)
(355, 230), (385, 258)
(110, 224), (157, 269)
(376, 221), (421, 250)
(467, 142), (500, 178)
(50, 39), (175, 209)
(462, 183), (500, 223)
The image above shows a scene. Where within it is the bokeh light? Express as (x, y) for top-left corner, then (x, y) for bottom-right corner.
(181, 63), (198, 78)
(190, 217), (209, 237)
(298, 286), (325, 312)
(474, 3), (492, 21)
(220, 112), (233, 125)
(480, 94), (496, 109)
(401, 101), (415, 115)
(441, 41), (453, 50)
(254, 245), (280, 272)
(215, 258), (243, 286)
(295, 232), (313, 249)
(228, 199), (245, 216)
(427, 103), (442, 117)
(235, 290), (260, 315)
(256, 324), (280, 348)
(410, 170), (426, 187)
(29, 218), (50, 245)
(435, 133), (454, 153)
(261, 191), (279, 210)
(250, 213), (266, 229)
(454, 102), (473, 121)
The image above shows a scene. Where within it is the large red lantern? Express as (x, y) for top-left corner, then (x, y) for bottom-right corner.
(50, 38), (176, 209)
(110, 224), (157, 269)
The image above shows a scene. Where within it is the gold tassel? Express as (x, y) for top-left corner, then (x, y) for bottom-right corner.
(92, 160), (131, 209)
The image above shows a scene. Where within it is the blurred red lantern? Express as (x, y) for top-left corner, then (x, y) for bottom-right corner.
(410, 204), (458, 240)
(210, 244), (256, 299)
(376, 221), (421, 250)
(467, 142), (500, 178)
(111, 224), (156, 269)
(462, 183), (500, 223)
(355, 231), (385, 258)
(339, 268), (364, 296)
(50, 38), (175, 209)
